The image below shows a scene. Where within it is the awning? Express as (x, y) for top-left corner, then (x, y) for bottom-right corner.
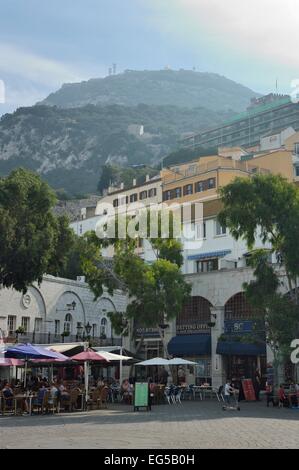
(168, 335), (211, 356)
(216, 341), (266, 356)
(187, 250), (231, 261)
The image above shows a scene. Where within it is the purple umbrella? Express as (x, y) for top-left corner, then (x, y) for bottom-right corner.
(5, 344), (67, 386)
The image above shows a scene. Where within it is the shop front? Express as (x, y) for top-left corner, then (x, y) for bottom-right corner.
(218, 293), (267, 386)
(167, 296), (212, 385)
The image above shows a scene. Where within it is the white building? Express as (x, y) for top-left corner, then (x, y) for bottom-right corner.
(0, 275), (127, 347)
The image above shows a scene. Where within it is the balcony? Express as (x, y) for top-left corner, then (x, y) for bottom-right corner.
(3, 332), (121, 347)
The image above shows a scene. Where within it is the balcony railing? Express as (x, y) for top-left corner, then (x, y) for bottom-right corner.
(3, 332), (121, 346)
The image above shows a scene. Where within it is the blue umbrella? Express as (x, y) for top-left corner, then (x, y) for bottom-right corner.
(5, 344), (64, 360)
(5, 344), (66, 386)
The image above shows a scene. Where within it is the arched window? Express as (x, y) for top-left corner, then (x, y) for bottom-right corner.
(64, 314), (73, 335)
(100, 318), (107, 337)
(225, 293), (257, 320)
(176, 296), (212, 333)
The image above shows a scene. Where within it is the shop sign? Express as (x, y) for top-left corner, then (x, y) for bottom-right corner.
(225, 320), (254, 334)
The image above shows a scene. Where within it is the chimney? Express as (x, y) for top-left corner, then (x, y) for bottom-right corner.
(120, 182), (124, 190)
(133, 178), (137, 187)
(146, 175), (150, 182)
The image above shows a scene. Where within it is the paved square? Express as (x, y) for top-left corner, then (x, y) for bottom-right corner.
(0, 401), (298, 449)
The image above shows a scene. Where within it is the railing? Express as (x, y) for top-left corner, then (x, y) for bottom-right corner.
(3, 332), (121, 346)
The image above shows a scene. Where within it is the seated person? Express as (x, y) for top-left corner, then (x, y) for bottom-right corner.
(278, 385), (289, 407)
(2, 383), (14, 407)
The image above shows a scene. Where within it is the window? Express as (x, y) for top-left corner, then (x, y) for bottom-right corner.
(7, 316), (16, 336)
(208, 178), (216, 189)
(130, 193), (138, 203)
(295, 166), (299, 177)
(100, 318), (107, 337)
(21, 317), (30, 333)
(163, 191), (171, 201)
(215, 220), (227, 236)
(196, 258), (218, 273)
(139, 191), (148, 200)
(34, 318), (42, 333)
(64, 314), (73, 335)
(113, 199), (119, 208)
(195, 181), (204, 193)
(119, 196), (127, 206)
(79, 224), (83, 235)
(148, 188), (157, 198)
(196, 222), (206, 239)
(294, 143), (299, 156)
(55, 320), (60, 336)
(92, 324), (97, 338)
(174, 187), (182, 199)
(183, 184), (193, 196)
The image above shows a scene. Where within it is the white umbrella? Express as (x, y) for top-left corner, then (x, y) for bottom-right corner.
(168, 358), (198, 366)
(136, 357), (170, 366)
(95, 351), (132, 361)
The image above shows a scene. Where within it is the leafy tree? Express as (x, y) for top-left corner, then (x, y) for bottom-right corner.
(0, 168), (74, 292)
(218, 174), (299, 383)
(81, 209), (191, 358)
(243, 252), (299, 385)
(218, 174), (299, 296)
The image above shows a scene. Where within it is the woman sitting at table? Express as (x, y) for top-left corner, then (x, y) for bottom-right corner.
(2, 383), (14, 407)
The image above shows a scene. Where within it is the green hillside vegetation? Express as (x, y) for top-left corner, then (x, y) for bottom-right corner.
(43, 69), (259, 112)
(0, 103), (230, 196)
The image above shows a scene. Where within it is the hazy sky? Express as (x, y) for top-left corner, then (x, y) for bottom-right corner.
(0, 0), (299, 115)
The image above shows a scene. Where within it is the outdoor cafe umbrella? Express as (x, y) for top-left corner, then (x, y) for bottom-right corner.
(136, 357), (170, 366)
(71, 350), (110, 404)
(5, 344), (67, 387)
(0, 358), (25, 367)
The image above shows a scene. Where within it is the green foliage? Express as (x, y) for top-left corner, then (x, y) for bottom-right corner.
(218, 174), (299, 279)
(43, 69), (256, 112)
(97, 164), (158, 194)
(81, 210), (191, 333)
(0, 168), (74, 292)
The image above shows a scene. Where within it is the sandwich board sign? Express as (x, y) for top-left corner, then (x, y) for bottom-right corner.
(134, 383), (150, 412)
(242, 379), (256, 401)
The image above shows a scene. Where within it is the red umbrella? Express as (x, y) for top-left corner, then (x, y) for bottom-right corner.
(71, 350), (109, 362)
(0, 358), (24, 367)
(71, 350), (109, 405)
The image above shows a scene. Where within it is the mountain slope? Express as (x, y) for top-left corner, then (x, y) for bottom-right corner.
(42, 69), (259, 112)
(0, 103), (231, 195)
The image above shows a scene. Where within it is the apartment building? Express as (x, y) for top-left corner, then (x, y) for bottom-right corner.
(181, 94), (299, 150)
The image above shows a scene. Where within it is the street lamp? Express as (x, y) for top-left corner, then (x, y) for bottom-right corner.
(76, 322), (92, 341)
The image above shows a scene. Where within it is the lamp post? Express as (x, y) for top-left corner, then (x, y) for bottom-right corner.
(119, 317), (129, 385)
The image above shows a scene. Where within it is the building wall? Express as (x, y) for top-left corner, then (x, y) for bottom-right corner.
(0, 275), (127, 344)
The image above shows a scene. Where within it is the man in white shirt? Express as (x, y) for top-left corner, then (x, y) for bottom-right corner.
(224, 380), (234, 405)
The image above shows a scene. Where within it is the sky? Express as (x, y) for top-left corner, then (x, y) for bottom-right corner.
(0, 0), (299, 115)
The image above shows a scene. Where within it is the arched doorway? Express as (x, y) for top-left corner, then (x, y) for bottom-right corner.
(167, 296), (212, 385)
(221, 292), (266, 386)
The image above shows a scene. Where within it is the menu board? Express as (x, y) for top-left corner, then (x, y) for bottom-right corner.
(134, 383), (150, 412)
(242, 379), (256, 401)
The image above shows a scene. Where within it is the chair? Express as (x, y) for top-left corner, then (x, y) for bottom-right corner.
(173, 387), (182, 404)
(164, 387), (173, 405)
(97, 387), (109, 409)
(87, 389), (100, 411)
(1, 393), (15, 415)
(44, 392), (59, 414)
(59, 392), (71, 412)
(69, 389), (80, 412)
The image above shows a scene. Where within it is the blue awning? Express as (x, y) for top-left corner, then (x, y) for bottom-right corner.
(216, 341), (266, 356)
(187, 250), (232, 261)
(168, 335), (211, 356)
